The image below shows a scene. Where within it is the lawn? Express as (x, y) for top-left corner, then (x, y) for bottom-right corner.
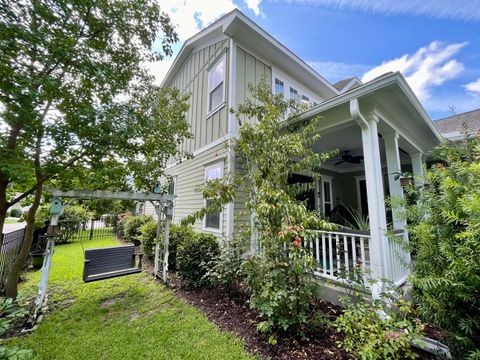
(8, 237), (254, 360)
(4, 218), (21, 224)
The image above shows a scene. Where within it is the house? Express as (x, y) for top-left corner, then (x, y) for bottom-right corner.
(157, 9), (447, 300)
(434, 108), (480, 141)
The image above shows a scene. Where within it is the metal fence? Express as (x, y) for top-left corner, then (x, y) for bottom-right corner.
(70, 215), (118, 243)
(0, 227), (26, 292)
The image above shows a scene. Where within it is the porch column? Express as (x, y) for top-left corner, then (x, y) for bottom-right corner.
(350, 99), (391, 298)
(384, 133), (405, 230)
(410, 153), (424, 188)
(384, 133), (411, 284)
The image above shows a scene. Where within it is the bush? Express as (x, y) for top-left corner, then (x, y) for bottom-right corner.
(243, 225), (321, 337)
(116, 213), (130, 239)
(9, 209), (22, 218)
(404, 136), (480, 356)
(335, 286), (424, 360)
(123, 215), (154, 245)
(205, 235), (248, 290)
(0, 297), (34, 359)
(140, 223), (194, 271)
(176, 232), (219, 287)
(56, 206), (91, 244)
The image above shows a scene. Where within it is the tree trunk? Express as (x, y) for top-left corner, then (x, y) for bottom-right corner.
(5, 184), (43, 298)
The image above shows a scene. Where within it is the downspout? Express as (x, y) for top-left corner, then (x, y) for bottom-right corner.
(350, 98), (390, 297)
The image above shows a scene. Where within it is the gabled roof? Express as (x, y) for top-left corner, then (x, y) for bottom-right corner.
(434, 108), (480, 140)
(161, 9), (340, 99)
(334, 77), (362, 93)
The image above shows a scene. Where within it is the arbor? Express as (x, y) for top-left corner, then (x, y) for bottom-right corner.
(0, 0), (191, 297)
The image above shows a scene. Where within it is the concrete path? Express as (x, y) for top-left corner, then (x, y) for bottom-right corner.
(3, 219), (26, 233)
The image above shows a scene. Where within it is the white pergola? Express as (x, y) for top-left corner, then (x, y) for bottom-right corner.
(34, 189), (175, 318)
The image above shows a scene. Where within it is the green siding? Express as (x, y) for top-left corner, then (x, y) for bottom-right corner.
(166, 39), (230, 154)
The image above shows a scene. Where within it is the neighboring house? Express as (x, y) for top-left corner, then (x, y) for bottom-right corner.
(434, 108), (480, 141)
(155, 9), (448, 300)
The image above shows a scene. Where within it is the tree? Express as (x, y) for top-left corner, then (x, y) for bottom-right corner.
(0, 0), (192, 297)
(186, 79), (335, 337)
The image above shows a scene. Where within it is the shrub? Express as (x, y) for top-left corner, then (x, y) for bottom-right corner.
(403, 136), (480, 356)
(56, 206), (91, 244)
(140, 223), (194, 271)
(205, 235), (248, 290)
(335, 286), (424, 360)
(243, 225), (322, 337)
(115, 213), (130, 239)
(0, 297), (34, 359)
(176, 232), (219, 287)
(9, 209), (22, 218)
(123, 215), (154, 245)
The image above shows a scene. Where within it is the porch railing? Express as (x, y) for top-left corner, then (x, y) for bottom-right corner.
(305, 229), (371, 286)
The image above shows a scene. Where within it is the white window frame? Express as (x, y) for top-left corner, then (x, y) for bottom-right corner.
(207, 52), (227, 116)
(271, 69), (321, 107)
(203, 160), (224, 234)
(321, 175), (333, 216)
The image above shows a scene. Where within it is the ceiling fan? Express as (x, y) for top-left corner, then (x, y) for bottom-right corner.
(334, 151), (364, 166)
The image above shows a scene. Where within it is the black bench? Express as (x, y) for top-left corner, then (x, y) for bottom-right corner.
(83, 245), (143, 283)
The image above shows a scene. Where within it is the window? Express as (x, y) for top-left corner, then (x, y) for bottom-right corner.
(275, 78), (284, 95)
(208, 54), (225, 113)
(322, 177), (333, 217)
(301, 94), (309, 102)
(204, 161), (224, 231)
(290, 87), (299, 100)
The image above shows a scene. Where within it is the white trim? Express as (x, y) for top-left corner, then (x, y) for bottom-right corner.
(192, 34), (229, 54)
(193, 134), (233, 157)
(203, 160), (225, 233)
(272, 68), (322, 106)
(321, 176), (333, 216)
(206, 102), (226, 118)
(355, 175), (366, 214)
(228, 39), (238, 135)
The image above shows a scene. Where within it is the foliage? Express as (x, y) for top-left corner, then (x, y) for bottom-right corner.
(183, 79), (335, 337)
(123, 215), (154, 245)
(335, 286), (424, 360)
(115, 213), (130, 239)
(0, 297), (34, 359)
(243, 226), (323, 337)
(8, 209), (22, 218)
(0, 0), (192, 298)
(5, 237), (253, 359)
(403, 135), (480, 355)
(140, 223), (194, 271)
(176, 232), (220, 288)
(342, 205), (370, 231)
(205, 235), (249, 290)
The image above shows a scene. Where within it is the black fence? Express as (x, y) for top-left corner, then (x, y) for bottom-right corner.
(0, 228), (26, 291)
(69, 215), (118, 243)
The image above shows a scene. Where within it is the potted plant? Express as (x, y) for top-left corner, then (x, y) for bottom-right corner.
(30, 235), (47, 269)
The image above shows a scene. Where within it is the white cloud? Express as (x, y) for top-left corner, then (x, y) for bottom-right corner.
(464, 78), (480, 96)
(147, 59), (174, 85)
(159, 0), (238, 41)
(245, 0), (264, 16)
(308, 61), (372, 82)
(277, 0), (480, 22)
(362, 41), (467, 101)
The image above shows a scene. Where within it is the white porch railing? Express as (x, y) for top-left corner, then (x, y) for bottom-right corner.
(388, 230), (410, 286)
(305, 229), (371, 286)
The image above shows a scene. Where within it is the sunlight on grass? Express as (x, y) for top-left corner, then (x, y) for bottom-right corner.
(10, 238), (254, 360)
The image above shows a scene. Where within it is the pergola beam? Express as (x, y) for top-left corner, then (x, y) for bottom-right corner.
(49, 189), (175, 202)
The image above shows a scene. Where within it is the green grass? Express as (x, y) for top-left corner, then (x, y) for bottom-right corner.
(8, 237), (254, 360)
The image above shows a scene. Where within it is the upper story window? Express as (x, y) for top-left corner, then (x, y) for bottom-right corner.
(208, 54), (225, 113)
(275, 78), (284, 95)
(289, 87), (299, 100)
(204, 161), (224, 231)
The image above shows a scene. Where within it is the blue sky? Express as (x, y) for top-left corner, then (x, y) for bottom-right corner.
(152, 0), (480, 120)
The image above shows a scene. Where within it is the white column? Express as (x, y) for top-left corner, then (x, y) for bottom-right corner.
(357, 118), (390, 296)
(384, 133), (405, 230)
(410, 153), (424, 188)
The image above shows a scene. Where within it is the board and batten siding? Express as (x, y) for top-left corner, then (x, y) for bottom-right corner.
(235, 46), (272, 125)
(167, 142), (229, 235)
(166, 38), (230, 154)
(231, 47), (272, 232)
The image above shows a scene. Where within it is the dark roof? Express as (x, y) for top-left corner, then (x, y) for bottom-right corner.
(333, 77), (355, 91)
(434, 108), (480, 135)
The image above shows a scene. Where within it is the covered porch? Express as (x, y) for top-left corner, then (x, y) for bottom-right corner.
(291, 74), (442, 297)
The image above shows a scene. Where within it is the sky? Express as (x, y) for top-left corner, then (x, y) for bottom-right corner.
(150, 0), (480, 120)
